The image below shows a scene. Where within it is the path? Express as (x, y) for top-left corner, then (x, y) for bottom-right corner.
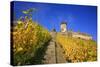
(42, 32), (66, 64)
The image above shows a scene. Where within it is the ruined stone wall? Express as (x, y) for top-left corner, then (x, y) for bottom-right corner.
(57, 32), (92, 40)
(72, 32), (92, 40)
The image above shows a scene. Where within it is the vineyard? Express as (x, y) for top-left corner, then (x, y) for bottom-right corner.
(11, 19), (97, 65)
(56, 34), (97, 63)
(12, 19), (51, 65)
(11, 8), (97, 65)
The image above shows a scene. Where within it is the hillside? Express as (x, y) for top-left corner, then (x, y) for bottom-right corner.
(11, 19), (97, 65)
(56, 33), (97, 62)
(12, 20), (51, 65)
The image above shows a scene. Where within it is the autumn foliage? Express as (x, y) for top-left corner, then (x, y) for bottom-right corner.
(12, 20), (51, 65)
(56, 34), (97, 62)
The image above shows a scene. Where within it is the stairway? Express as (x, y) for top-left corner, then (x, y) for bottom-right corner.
(42, 32), (66, 64)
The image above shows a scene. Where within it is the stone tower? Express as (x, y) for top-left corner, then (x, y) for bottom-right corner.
(60, 22), (67, 32)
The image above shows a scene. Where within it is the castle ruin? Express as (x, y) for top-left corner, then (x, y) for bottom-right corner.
(51, 21), (92, 40)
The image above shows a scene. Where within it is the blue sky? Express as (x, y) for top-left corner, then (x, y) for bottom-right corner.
(12, 1), (97, 41)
